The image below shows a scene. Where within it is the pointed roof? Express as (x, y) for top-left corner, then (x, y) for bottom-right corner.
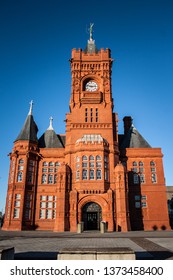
(15, 101), (38, 142)
(38, 117), (64, 148)
(120, 124), (151, 149)
(84, 23), (98, 54)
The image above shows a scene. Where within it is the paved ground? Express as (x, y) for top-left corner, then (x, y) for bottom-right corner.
(0, 229), (173, 260)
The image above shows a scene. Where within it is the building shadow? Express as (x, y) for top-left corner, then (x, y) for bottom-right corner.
(14, 250), (173, 260)
(136, 250), (173, 260)
(15, 251), (58, 260)
(128, 171), (144, 231)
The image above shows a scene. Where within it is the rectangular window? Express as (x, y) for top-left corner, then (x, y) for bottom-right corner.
(96, 169), (102, 180)
(141, 202), (147, 208)
(24, 194), (32, 220)
(46, 209), (52, 219)
(139, 168), (144, 173)
(90, 108), (93, 123)
(96, 108), (98, 122)
(82, 169), (88, 180)
(18, 165), (24, 170)
(132, 168), (138, 173)
(24, 209), (31, 219)
(151, 173), (157, 183)
(135, 202), (141, 208)
(151, 168), (156, 172)
(39, 196), (56, 219)
(133, 174), (139, 184)
(89, 169), (94, 180)
(40, 202), (46, 208)
(105, 170), (109, 181)
(48, 168), (54, 172)
(42, 168), (47, 172)
(13, 208), (20, 218)
(14, 201), (20, 207)
(47, 202), (53, 208)
(28, 166), (34, 172)
(140, 174), (145, 183)
(13, 193), (21, 218)
(135, 195), (140, 201)
(48, 174), (53, 184)
(76, 170), (80, 180)
(85, 108), (88, 122)
(39, 209), (45, 219)
(89, 162), (94, 168)
(15, 194), (21, 199)
(27, 171), (33, 183)
(96, 162), (101, 168)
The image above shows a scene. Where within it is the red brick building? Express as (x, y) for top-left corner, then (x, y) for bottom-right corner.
(2, 31), (170, 232)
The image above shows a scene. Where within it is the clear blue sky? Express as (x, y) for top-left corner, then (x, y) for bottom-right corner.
(0, 0), (173, 212)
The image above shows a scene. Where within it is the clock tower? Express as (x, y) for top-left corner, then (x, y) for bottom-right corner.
(62, 24), (121, 232)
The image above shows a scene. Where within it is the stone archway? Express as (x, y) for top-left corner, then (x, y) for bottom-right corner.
(82, 202), (102, 230)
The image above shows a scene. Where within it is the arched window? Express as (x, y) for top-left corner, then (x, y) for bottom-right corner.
(19, 159), (24, 164)
(43, 162), (48, 166)
(150, 161), (155, 166)
(82, 155), (87, 161)
(132, 161), (137, 166)
(49, 162), (54, 166)
(96, 155), (101, 161)
(139, 161), (144, 166)
(89, 155), (94, 161)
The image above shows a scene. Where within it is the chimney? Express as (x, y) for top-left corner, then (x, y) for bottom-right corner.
(123, 116), (133, 135)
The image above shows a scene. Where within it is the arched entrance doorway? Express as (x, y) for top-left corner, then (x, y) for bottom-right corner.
(82, 202), (102, 230)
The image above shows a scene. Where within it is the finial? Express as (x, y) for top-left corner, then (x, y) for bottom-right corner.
(28, 100), (33, 115)
(89, 23), (94, 40)
(47, 116), (53, 130)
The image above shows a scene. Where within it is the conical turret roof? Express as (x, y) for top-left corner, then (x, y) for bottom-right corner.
(38, 117), (64, 148)
(15, 101), (38, 143)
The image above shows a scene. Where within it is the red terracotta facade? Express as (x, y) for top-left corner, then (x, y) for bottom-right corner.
(2, 37), (170, 232)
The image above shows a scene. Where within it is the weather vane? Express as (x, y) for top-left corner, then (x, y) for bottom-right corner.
(88, 23), (94, 40)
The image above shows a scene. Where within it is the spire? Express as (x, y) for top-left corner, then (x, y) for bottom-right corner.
(28, 100), (33, 115)
(84, 23), (98, 54)
(15, 101), (38, 142)
(47, 116), (53, 130)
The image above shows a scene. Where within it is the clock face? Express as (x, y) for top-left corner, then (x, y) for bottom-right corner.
(85, 81), (98, 92)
